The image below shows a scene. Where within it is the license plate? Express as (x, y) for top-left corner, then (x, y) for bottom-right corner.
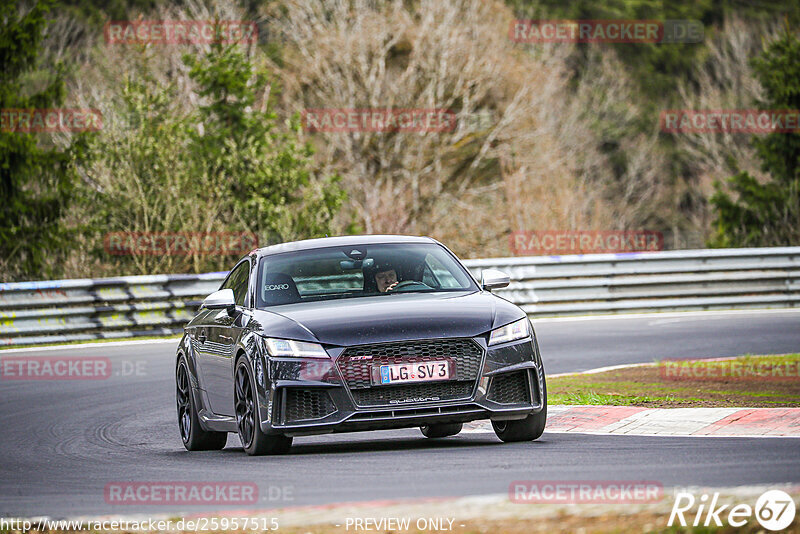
(379, 361), (450, 384)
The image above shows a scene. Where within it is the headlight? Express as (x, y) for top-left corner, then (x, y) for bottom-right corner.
(488, 318), (530, 346)
(262, 337), (329, 358)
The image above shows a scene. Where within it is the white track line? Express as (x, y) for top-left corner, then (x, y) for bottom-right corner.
(0, 337), (181, 354)
(532, 307), (800, 323)
(4, 309), (798, 354)
(547, 354), (766, 378)
(548, 362), (655, 378)
(462, 427), (800, 438)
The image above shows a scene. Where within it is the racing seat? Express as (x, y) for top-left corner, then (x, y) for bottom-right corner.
(261, 273), (301, 305)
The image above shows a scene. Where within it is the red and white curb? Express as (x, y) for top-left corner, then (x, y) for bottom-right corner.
(463, 406), (800, 437)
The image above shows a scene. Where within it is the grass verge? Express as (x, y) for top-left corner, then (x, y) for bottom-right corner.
(548, 354), (800, 408)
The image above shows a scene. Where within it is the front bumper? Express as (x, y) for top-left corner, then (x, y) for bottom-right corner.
(257, 335), (546, 437)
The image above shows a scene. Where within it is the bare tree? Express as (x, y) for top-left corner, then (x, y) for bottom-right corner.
(673, 16), (782, 241)
(271, 0), (665, 256)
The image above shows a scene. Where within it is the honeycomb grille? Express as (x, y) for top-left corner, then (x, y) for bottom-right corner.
(352, 380), (474, 407)
(487, 371), (530, 404)
(284, 389), (337, 422)
(338, 338), (483, 389)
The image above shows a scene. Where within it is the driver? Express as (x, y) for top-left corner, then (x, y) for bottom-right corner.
(374, 266), (399, 293)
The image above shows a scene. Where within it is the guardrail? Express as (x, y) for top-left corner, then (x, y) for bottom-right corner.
(1, 247), (798, 346)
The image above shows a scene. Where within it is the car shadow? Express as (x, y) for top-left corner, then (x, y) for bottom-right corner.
(164, 433), (555, 458)
(296, 436), (507, 455)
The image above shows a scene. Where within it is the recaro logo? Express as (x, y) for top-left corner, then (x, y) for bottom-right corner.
(264, 284), (290, 291)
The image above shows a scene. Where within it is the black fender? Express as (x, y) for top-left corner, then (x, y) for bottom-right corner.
(233, 331), (280, 434)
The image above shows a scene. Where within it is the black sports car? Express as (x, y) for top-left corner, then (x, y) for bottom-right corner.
(175, 235), (547, 455)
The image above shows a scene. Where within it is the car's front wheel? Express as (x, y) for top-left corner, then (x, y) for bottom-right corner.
(420, 423), (463, 438)
(492, 377), (547, 442)
(176, 357), (228, 451)
(234, 358), (292, 456)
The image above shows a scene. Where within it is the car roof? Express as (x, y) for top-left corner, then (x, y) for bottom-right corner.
(253, 235), (439, 258)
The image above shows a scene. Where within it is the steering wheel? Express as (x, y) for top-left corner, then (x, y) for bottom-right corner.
(388, 280), (430, 292)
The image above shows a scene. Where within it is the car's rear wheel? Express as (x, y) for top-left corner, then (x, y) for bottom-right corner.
(234, 358), (292, 456)
(492, 377), (547, 442)
(420, 423), (462, 438)
(176, 357), (228, 451)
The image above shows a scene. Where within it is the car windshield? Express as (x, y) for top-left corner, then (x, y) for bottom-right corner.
(256, 242), (477, 307)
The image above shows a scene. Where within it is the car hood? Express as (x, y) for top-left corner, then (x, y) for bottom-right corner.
(247, 291), (524, 346)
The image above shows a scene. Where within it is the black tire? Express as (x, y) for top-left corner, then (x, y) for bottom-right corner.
(176, 357), (228, 451)
(420, 422), (463, 438)
(492, 376), (547, 442)
(234, 358), (292, 456)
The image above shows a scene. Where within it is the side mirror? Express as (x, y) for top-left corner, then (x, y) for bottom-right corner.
(203, 288), (236, 314)
(481, 269), (510, 291)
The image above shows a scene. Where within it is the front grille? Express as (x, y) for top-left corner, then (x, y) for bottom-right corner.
(337, 338), (483, 390)
(284, 389), (337, 422)
(352, 381), (474, 407)
(487, 371), (530, 404)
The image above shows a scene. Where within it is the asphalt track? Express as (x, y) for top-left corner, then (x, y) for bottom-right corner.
(1, 310), (799, 517)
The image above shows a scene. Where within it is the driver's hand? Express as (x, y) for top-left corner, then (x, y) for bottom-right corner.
(385, 282), (399, 292)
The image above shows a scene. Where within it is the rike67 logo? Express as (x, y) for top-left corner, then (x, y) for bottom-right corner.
(669, 489), (796, 531)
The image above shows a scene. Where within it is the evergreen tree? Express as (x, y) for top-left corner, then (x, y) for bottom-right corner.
(0, 0), (77, 279)
(710, 27), (800, 247)
(184, 40), (344, 245)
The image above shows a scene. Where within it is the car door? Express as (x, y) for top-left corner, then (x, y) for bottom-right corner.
(200, 259), (251, 416)
(187, 307), (216, 400)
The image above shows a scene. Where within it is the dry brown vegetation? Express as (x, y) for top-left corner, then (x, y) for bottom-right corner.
(673, 16), (782, 241)
(24, 0), (783, 277)
(269, 0), (666, 257)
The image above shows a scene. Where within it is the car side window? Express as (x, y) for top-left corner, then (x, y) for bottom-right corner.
(234, 263), (251, 306)
(222, 261), (251, 307)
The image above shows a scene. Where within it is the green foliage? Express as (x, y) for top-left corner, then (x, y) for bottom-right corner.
(507, 0), (715, 98)
(710, 26), (800, 247)
(79, 39), (344, 275)
(183, 41), (344, 247)
(0, 0), (77, 280)
(79, 59), (197, 274)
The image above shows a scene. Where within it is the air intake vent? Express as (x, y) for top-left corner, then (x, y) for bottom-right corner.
(487, 371), (530, 404)
(284, 389), (337, 422)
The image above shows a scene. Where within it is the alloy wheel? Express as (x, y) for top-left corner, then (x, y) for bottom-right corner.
(176, 363), (192, 443)
(235, 363), (255, 449)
